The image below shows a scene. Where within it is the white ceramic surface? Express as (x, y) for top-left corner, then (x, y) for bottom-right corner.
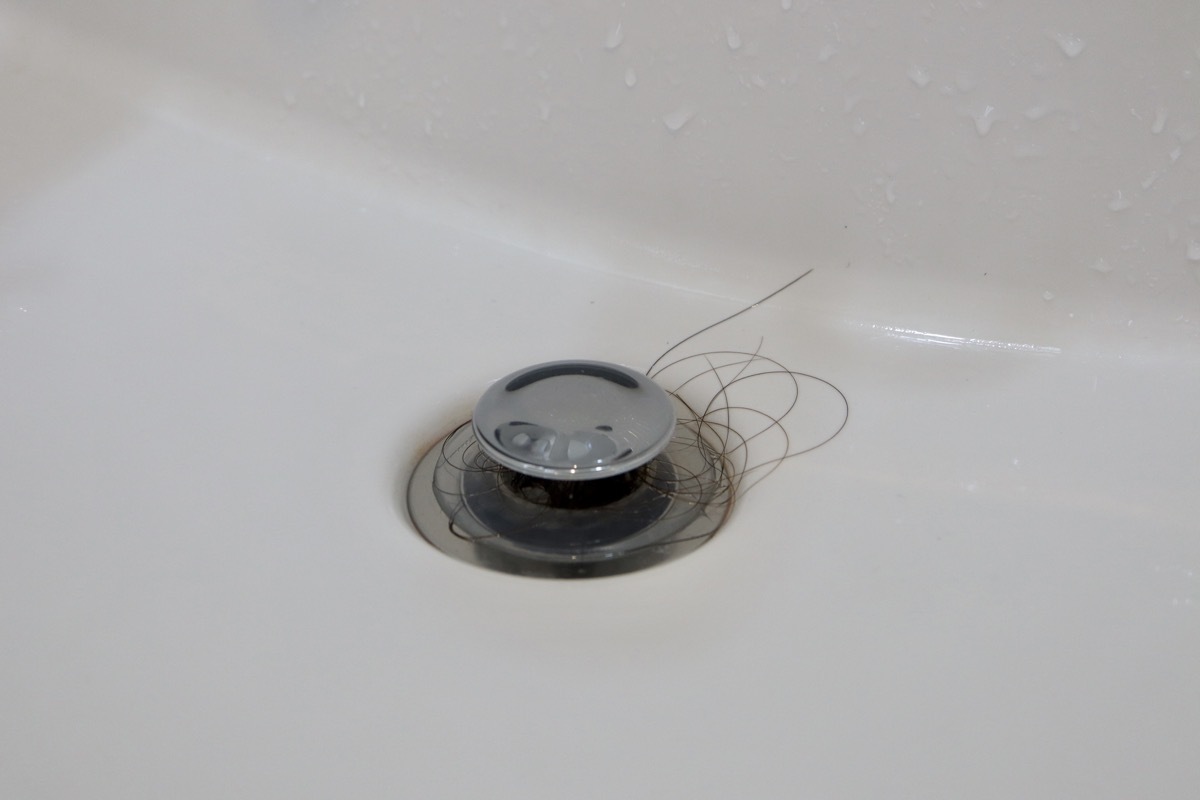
(2, 2), (1198, 798)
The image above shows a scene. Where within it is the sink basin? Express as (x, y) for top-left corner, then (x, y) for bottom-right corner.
(2, 2), (1198, 797)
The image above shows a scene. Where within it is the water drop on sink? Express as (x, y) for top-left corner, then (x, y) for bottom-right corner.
(1152, 108), (1169, 134)
(1108, 191), (1132, 211)
(969, 105), (998, 136)
(1043, 291), (1056, 301)
(1188, 240), (1200, 261)
(726, 27), (742, 51)
(907, 65), (931, 88)
(1053, 32), (1087, 58)
(1089, 258), (1114, 274)
(605, 22), (624, 51)
(817, 44), (838, 63)
(624, 67), (638, 88)
(663, 107), (695, 132)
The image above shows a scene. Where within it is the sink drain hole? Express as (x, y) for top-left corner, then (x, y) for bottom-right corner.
(404, 271), (848, 578)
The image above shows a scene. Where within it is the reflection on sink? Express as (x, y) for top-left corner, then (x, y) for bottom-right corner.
(2, 2), (1198, 798)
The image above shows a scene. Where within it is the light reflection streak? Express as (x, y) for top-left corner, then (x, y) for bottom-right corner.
(875, 325), (1062, 356)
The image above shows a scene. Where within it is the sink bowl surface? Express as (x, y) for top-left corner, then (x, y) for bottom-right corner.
(2, 2), (1198, 798)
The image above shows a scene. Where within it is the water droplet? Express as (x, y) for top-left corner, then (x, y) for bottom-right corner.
(1152, 108), (1169, 134)
(1043, 291), (1056, 301)
(1188, 240), (1200, 261)
(726, 27), (742, 51)
(1170, 146), (1182, 162)
(969, 104), (998, 136)
(605, 22), (624, 51)
(907, 65), (931, 88)
(357, 92), (367, 109)
(1141, 171), (1160, 189)
(283, 89), (298, 107)
(817, 44), (838, 63)
(1053, 32), (1087, 58)
(663, 107), (695, 132)
(1024, 104), (1051, 121)
(1089, 258), (1114, 274)
(843, 94), (861, 113)
(851, 117), (867, 136)
(1108, 191), (1132, 212)
(885, 181), (897, 204)
(624, 67), (638, 88)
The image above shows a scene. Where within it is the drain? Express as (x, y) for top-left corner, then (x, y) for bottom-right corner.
(404, 271), (849, 579)
(407, 360), (730, 578)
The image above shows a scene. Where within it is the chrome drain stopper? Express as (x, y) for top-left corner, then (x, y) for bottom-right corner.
(405, 360), (730, 579)
(472, 360), (677, 481)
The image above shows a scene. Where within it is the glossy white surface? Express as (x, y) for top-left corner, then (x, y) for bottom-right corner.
(2, 2), (1198, 798)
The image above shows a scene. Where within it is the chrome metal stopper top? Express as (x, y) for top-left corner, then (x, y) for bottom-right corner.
(471, 360), (676, 481)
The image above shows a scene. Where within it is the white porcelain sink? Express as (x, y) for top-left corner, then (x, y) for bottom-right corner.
(3, 2), (1198, 797)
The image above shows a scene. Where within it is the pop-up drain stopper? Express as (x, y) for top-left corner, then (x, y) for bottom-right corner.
(472, 360), (677, 481)
(406, 359), (728, 578)
(403, 271), (850, 580)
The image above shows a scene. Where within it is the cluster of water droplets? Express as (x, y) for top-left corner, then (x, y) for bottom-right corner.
(272, 3), (1200, 302)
